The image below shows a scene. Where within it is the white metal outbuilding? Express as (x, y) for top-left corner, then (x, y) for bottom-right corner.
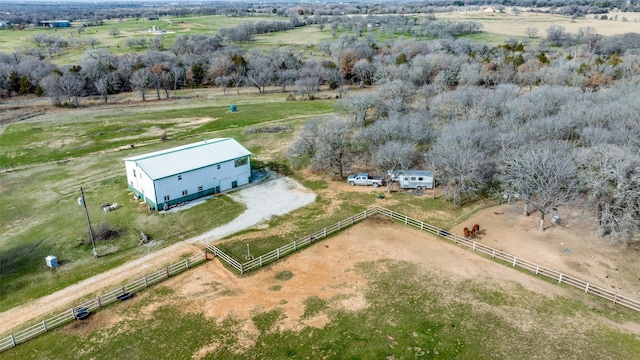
(124, 138), (251, 210)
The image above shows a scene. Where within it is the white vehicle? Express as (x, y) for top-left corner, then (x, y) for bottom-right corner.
(347, 173), (384, 187)
(388, 170), (433, 190)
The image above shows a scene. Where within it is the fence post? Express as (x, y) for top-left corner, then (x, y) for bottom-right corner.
(420, 222), (424, 231)
(98, 296), (102, 308)
(585, 283), (590, 293)
(42, 320), (48, 332)
(294, 241), (297, 251)
(338, 222), (341, 230)
(185, 258), (189, 269)
(405, 215), (408, 225)
(364, 210), (367, 219)
(558, 273), (563, 283)
(613, 293), (618, 304)
(144, 276), (148, 288)
(166, 266), (170, 278)
(512, 257), (517, 266)
(492, 249), (496, 258)
(535, 265), (539, 275)
(259, 256), (263, 267)
(472, 242), (476, 251)
(351, 216), (354, 225)
(71, 308), (76, 320)
(10, 334), (15, 347)
(277, 248), (280, 259)
(324, 228), (327, 237)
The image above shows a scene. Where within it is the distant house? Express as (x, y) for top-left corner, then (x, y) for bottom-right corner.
(41, 20), (71, 28)
(482, 7), (497, 13)
(0, 21), (9, 28)
(124, 138), (251, 211)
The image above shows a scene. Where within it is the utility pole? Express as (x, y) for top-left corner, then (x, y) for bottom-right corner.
(78, 187), (98, 258)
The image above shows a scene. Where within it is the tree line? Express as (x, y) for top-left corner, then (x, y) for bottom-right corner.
(0, 9), (639, 242)
(2, 0), (640, 27)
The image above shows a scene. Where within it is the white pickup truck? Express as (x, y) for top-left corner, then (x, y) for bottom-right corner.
(347, 173), (384, 187)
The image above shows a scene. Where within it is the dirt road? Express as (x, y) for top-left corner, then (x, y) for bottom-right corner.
(0, 177), (315, 335)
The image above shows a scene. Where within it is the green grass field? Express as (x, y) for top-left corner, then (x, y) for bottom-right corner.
(0, 91), (334, 313)
(3, 258), (639, 359)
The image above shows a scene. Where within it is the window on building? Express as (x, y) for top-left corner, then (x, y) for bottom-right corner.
(216, 164), (221, 170)
(182, 190), (188, 196)
(234, 156), (248, 167)
(133, 169), (136, 177)
(198, 186), (203, 192)
(164, 195), (170, 201)
(418, 177), (423, 181)
(411, 177), (416, 181)
(178, 175), (182, 180)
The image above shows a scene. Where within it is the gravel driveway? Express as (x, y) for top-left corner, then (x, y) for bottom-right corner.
(191, 176), (316, 243)
(0, 176), (315, 334)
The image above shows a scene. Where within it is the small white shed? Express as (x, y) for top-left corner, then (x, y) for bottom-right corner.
(124, 138), (251, 210)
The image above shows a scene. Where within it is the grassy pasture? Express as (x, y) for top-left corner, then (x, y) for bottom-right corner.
(0, 90), (333, 313)
(3, 10), (639, 66)
(436, 8), (640, 41)
(2, 258), (639, 359)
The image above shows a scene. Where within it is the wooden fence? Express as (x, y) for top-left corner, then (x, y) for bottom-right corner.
(0, 251), (207, 353)
(204, 208), (373, 273)
(208, 206), (640, 313)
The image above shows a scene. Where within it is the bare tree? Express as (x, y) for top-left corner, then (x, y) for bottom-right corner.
(40, 73), (62, 106)
(288, 116), (354, 178)
(373, 141), (416, 193)
(108, 27), (120, 38)
(313, 116), (355, 178)
(131, 68), (150, 101)
(525, 27), (539, 39)
(335, 92), (378, 127)
(94, 76), (110, 104)
(578, 145), (640, 243)
(498, 141), (578, 231)
(287, 118), (321, 164)
(351, 58), (373, 88)
(170, 64), (185, 98)
(428, 120), (494, 206)
(245, 49), (274, 93)
(58, 69), (85, 107)
(85, 37), (98, 49)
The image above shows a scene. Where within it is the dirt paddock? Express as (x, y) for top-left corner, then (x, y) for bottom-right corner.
(66, 202), (640, 354)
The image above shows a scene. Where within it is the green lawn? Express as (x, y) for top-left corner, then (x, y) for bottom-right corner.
(3, 259), (639, 359)
(0, 91), (334, 314)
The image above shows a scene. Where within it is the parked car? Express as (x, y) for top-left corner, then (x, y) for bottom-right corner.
(347, 173), (384, 187)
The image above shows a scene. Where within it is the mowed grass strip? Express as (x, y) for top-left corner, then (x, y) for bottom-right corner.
(3, 259), (639, 359)
(0, 99), (334, 166)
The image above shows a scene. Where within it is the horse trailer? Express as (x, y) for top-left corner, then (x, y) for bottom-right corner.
(389, 170), (434, 190)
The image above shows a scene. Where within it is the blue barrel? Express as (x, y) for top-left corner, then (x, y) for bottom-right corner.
(229, 104), (237, 112)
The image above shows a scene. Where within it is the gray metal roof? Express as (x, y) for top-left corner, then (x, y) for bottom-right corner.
(124, 138), (251, 180)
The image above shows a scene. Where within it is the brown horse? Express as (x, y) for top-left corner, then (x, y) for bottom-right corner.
(463, 227), (472, 239)
(472, 224), (480, 236)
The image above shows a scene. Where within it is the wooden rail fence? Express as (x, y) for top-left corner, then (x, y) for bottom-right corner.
(205, 209), (371, 273)
(0, 251), (207, 353)
(208, 206), (640, 314)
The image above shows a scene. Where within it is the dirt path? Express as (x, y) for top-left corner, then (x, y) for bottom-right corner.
(0, 177), (315, 335)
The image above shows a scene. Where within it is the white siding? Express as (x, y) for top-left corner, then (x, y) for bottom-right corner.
(124, 138), (251, 210)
